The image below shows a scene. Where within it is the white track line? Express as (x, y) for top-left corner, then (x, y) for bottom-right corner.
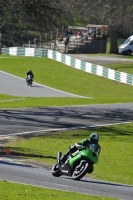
(0, 57), (19, 59)
(0, 98), (25, 103)
(1, 121), (133, 138)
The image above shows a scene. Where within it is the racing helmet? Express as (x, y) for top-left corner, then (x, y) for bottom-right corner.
(90, 133), (99, 144)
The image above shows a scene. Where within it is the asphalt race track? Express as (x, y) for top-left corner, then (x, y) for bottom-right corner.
(0, 56), (133, 199)
(0, 160), (133, 200)
(68, 54), (133, 65)
(0, 103), (133, 137)
(0, 70), (86, 98)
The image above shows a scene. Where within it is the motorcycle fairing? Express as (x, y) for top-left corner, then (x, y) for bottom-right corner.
(59, 160), (72, 176)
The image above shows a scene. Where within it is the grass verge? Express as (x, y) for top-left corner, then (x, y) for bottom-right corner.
(0, 181), (117, 200)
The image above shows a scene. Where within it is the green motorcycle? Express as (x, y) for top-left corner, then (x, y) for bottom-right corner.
(51, 143), (101, 180)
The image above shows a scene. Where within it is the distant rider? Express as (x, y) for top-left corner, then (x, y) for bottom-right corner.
(60, 133), (101, 173)
(26, 69), (34, 84)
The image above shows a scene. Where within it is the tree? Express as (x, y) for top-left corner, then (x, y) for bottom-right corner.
(0, 0), (74, 45)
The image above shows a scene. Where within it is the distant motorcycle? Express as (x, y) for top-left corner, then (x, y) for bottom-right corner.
(51, 143), (101, 180)
(26, 75), (33, 86)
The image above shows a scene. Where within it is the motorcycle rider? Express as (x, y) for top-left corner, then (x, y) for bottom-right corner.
(60, 133), (101, 173)
(26, 69), (34, 84)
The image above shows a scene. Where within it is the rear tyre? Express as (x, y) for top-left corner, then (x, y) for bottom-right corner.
(88, 165), (94, 173)
(51, 164), (61, 177)
(72, 162), (89, 180)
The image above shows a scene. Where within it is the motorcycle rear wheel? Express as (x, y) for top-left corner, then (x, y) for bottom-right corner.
(72, 162), (89, 180)
(51, 164), (61, 177)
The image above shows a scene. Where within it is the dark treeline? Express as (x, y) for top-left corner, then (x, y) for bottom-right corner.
(0, 0), (133, 53)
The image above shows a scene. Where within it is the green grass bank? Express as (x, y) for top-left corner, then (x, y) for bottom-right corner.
(0, 56), (133, 108)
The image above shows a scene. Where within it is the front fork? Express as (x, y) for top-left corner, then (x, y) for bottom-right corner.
(57, 152), (62, 164)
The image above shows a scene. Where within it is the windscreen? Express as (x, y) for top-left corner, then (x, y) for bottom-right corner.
(124, 37), (131, 44)
(90, 144), (101, 156)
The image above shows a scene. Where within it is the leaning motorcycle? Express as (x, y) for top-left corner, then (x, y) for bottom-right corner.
(26, 75), (33, 86)
(51, 143), (101, 180)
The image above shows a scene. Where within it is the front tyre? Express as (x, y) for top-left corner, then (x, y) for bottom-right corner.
(72, 162), (89, 180)
(29, 80), (32, 87)
(51, 164), (61, 177)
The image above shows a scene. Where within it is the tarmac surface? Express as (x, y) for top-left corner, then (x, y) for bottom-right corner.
(0, 70), (87, 98)
(68, 54), (133, 65)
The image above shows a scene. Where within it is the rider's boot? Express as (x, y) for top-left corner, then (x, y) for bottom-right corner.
(60, 151), (69, 163)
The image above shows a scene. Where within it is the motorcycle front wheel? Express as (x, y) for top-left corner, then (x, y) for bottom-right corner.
(72, 162), (89, 180)
(51, 164), (61, 177)
(29, 80), (32, 86)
